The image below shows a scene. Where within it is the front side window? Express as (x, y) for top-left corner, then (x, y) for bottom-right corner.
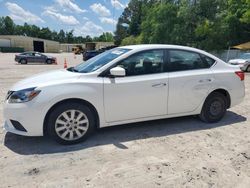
(116, 50), (165, 76)
(35, 53), (42, 57)
(168, 50), (210, 72)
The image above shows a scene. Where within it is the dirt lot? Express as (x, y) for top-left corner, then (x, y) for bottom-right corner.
(0, 53), (250, 188)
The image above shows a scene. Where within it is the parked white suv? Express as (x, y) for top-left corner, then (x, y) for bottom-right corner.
(3, 45), (245, 144)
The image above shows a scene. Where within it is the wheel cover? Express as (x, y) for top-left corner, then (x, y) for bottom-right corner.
(55, 110), (89, 141)
(209, 100), (223, 116)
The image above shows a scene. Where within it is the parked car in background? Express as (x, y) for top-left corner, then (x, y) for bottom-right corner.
(4, 45), (245, 145)
(83, 46), (118, 61)
(82, 50), (100, 61)
(15, 51), (56, 64)
(98, 45), (118, 53)
(72, 46), (84, 54)
(228, 53), (250, 72)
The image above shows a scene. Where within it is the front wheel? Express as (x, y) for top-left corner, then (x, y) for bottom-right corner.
(46, 59), (52, 64)
(47, 102), (96, 144)
(20, 59), (27, 64)
(199, 92), (227, 123)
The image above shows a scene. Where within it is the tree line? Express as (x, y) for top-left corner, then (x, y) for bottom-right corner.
(115, 0), (250, 51)
(0, 16), (114, 43)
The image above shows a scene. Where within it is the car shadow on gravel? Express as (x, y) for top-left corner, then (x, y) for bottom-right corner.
(3, 111), (246, 155)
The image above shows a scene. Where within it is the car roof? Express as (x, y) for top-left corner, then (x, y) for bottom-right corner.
(116, 44), (222, 62)
(23, 51), (39, 53)
(122, 44), (210, 53)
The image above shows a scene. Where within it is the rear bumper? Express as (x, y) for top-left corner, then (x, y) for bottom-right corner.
(230, 82), (245, 107)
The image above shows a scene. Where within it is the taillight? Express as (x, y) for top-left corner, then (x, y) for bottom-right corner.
(235, 71), (245, 81)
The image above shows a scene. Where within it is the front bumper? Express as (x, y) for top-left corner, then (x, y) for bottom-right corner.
(3, 101), (46, 136)
(4, 120), (30, 136)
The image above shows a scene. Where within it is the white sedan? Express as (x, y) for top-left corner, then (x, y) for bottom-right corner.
(3, 45), (245, 144)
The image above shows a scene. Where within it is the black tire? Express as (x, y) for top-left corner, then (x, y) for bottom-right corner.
(199, 92), (227, 123)
(246, 65), (250, 72)
(20, 59), (27, 64)
(47, 102), (96, 144)
(46, 59), (52, 64)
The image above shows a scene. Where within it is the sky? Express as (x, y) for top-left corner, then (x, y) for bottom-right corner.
(0, 0), (129, 36)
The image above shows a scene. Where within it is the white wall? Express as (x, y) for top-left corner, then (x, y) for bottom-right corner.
(0, 39), (11, 47)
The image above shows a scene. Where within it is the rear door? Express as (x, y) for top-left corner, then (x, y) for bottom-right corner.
(34, 53), (45, 63)
(27, 52), (36, 62)
(167, 49), (215, 114)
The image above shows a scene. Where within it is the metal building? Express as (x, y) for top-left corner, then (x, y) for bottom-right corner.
(85, 42), (114, 51)
(60, 42), (115, 52)
(0, 35), (60, 53)
(60, 43), (85, 53)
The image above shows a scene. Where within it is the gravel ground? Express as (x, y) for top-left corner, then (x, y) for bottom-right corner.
(0, 53), (250, 188)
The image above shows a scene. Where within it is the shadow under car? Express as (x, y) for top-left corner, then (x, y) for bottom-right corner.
(3, 111), (246, 155)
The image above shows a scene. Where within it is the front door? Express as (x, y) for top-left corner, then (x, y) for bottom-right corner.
(103, 49), (168, 123)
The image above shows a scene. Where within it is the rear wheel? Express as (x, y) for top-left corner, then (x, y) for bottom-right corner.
(20, 59), (27, 64)
(199, 92), (227, 123)
(47, 102), (95, 144)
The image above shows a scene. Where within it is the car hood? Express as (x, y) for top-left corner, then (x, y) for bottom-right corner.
(228, 59), (247, 64)
(10, 69), (80, 91)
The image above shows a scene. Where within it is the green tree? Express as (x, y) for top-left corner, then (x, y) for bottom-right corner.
(0, 16), (15, 34)
(66, 30), (74, 43)
(115, 0), (250, 50)
(121, 35), (141, 46)
(140, 3), (178, 44)
(38, 27), (52, 40)
(98, 32), (114, 42)
(58, 29), (66, 43)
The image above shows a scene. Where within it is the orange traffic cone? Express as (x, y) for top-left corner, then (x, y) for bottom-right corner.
(64, 58), (68, 69)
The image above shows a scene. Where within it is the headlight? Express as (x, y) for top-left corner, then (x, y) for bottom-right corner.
(7, 87), (41, 103)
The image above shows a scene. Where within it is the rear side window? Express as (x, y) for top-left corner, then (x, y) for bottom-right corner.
(202, 55), (216, 67)
(168, 50), (212, 72)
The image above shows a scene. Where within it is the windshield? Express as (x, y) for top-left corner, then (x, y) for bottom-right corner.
(73, 48), (131, 73)
(239, 53), (250, 59)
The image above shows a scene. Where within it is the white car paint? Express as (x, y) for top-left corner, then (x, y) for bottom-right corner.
(3, 44), (245, 136)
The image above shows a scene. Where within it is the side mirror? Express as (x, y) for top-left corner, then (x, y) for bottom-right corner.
(110, 66), (126, 77)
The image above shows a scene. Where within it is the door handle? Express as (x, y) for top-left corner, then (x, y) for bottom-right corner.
(152, 83), (167, 88)
(199, 79), (212, 83)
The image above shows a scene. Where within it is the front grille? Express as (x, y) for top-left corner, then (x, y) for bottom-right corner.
(10, 120), (27, 132)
